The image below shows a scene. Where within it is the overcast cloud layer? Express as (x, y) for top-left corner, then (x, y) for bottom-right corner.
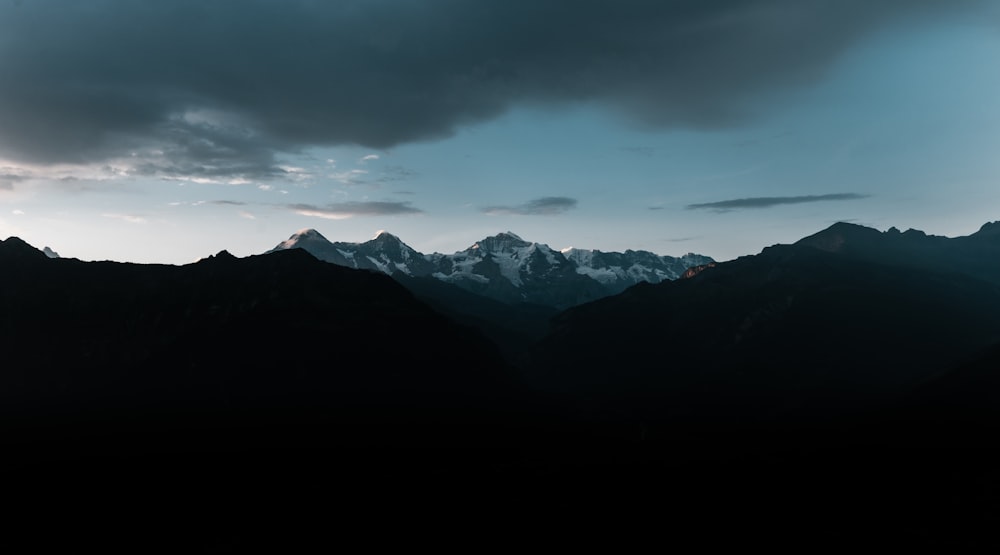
(0, 0), (983, 182)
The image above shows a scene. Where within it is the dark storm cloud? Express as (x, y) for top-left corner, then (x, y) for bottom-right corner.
(686, 193), (869, 211)
(0, 1), (983, 178)
(125, 119), (289, 181)
(288, 201), (423, 219)
(482, 196), (578, 216)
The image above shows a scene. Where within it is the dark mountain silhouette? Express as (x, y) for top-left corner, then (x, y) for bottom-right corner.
(0, 237), (522, 451)
(528, 222), (1000, 434)
(392, 273), (557, 364)
(881, 341), (1000, 447)
(796, 220), (1000, 284)
(8, 224), (1000, 550)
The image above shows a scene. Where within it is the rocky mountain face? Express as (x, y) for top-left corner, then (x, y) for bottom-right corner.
(562, 247), (714, 295)
(269, 229), (713, 308)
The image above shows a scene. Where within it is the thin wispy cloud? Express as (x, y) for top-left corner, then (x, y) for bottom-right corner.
(289, 201), (423, 220)
(359, 154), (380, 163)
(329, 169), (370, 186)
(481, 196), (578, 216)
(686, 193), (869, 212)
(102, 213), (147, 224)
(377, 165), (417, 183)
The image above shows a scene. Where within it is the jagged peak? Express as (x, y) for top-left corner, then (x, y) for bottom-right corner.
(197, 249), (238, 263)
(42, 246), (60, 259)
(468, 231), (531, 252)
(498, 231), (523, 241)
(371, 229), (402, 242)
(366, 230), (420, 259)
(273, 228), (333, 249)
(290, 228), (327, 240)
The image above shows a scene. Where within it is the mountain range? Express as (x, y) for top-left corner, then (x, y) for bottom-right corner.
(268, 229), (713, 308)
(6, 221), (1000, 548)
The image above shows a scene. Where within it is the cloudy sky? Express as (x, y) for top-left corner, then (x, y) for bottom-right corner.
(1, 0), (998, 263)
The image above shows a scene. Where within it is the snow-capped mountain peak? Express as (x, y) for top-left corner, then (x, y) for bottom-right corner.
(562, 246), (715, 292)
(372, 229), (399, 240)
(369, 230), (407, 250)
(267, 229), (713, 308)
(361, 230), (425, 272)
(469, 231), (531, 254)
(275, 228), (330, 249)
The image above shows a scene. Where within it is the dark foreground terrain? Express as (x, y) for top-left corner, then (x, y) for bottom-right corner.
(3, 226), (1000, 551)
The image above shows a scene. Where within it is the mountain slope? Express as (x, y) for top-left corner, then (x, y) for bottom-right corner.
(529, 224), (1000, 429)
(562, 247), (713, 295)
(427, 232), (608, 307)
(0, 237), (518, 446)
(796, 220), (1000, 284)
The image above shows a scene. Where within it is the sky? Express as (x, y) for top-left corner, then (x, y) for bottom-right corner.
(0, 0), (998, 264)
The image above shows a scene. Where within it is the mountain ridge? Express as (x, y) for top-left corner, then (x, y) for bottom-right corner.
(794, 219), (1000, 285)
(528, 219), (1000, 430)
(268, 228), (714, 307)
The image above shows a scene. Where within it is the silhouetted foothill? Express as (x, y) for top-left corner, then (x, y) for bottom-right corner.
(0, 239), (520, 449)
(0, 236), (49, 261)
(795, 220), (1000, 285)
(528, 221), (1000, 435)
